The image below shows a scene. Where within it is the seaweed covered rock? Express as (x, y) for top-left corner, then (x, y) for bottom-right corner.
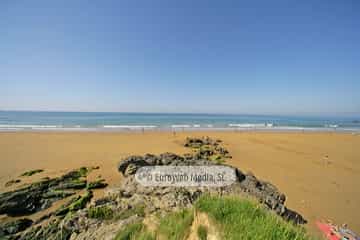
(184, 137), (232, 163)
(0, 218), (33, 237)
(117, 155), (149, 176)
(184, 137), (221, 148)
(116, 137), (306, 224)
(20, 169), (44, 177)
(0, 167), (96, 216)
(55, 190), (93, 216)
(87, 179), (108, 190)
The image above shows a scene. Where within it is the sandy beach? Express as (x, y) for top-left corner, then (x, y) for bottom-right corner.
(0, 131), (359, 234)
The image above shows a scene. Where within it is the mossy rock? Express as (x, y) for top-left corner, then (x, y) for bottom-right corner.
(55, 191), (93, 216)
(70, 191), (93, 211)
(52, 179), (87, 190)
(209, 155), (225, 164)
(20, 169), (44, 177)
(0, 218), (33, 236)
(42, 190), (75, 199)
(86, 179), (108, 190)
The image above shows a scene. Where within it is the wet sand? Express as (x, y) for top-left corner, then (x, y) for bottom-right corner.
(0, 131), (359, 234)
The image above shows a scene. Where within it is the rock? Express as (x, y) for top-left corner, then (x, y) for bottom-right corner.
(20, 169), (44, 177)
(183, 137), (232, 163)
(184, 137), (204, 148)
(0, 218), (33, 236)
(0, 182), (45, 216)
(117, 155), (149, 175)
(115, 137), (306, 225)
(53, 179), (87, 190)
(4, 179), (21, 187)
(0, 167), (91, 216)
(87, 179), (108, 190)
(55, 191), (93, 216)
(124, 164), (138, 176)
(42, 190), (76, 199)
(159, 152), (184, 165)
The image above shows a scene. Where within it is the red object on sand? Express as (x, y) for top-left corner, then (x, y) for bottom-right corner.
(316, 221), (340, 240)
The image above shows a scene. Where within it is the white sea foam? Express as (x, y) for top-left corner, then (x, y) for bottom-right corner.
(228, 123), (266, 128)
(103, 125), (157, 129)
(0, 125), (60, 128)
(271, 126), (306, 131)
(0, 128), (22, 131)
(171, 125), (191, 128)
(193, 124), (201, 128)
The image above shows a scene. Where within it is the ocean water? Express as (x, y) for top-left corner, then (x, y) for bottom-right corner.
(0, 111), (359, 132)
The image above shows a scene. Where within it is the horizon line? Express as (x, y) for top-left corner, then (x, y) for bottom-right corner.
(0, 109), (359, 118)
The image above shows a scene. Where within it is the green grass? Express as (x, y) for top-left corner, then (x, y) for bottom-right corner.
(157, 209), (194, 240)
(197, 225), (208, 240)
(195, 195), (315, 240)
(116, 204), (145, 220)
(114, 222), (155, 240)
(88, 205), (114, 219)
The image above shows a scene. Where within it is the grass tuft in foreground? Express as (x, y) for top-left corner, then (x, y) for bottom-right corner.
(156, 209), (194, 240)
(197, 225), (208, 240)
(88, 205), (114, 220)
(114, 222), (155, 240)
(116, 204), (146, 220)
(195, 195), (315, 240)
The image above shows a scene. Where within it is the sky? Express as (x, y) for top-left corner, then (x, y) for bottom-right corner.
(1, 0), (359, 116)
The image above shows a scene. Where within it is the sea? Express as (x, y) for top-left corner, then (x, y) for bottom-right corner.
(0, 111), (359, 132)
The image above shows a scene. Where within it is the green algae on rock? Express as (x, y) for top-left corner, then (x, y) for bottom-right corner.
(20, 169), (44, 177)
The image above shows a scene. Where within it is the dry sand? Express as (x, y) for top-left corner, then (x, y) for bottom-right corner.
(0, 131), (359, 234)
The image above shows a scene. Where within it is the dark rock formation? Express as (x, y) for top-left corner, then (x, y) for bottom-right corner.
(4, 179), (21, 187)
(183, 137), (232, 163)
(20, 169), (44, 177)
(86, 179), (108, 190)
(55, 191), (93, 216)
(0, 167), (96, 216)
(117, 137), (306, 225)
(0, 218), (33, 237)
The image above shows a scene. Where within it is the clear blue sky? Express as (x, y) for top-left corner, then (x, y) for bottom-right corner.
(1, 0), (359, 116)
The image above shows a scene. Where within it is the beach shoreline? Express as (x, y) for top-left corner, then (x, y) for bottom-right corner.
(0, 127), (359, 133)
(0, 131), (359, 234)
